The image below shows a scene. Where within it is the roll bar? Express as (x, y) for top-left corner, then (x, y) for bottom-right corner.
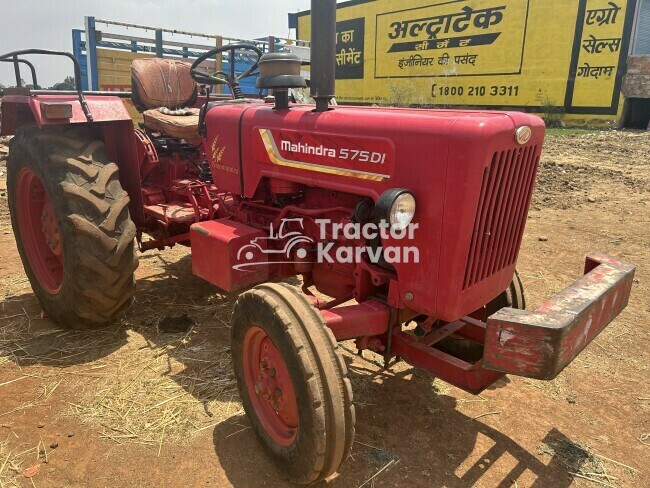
(0, 58), (38, 87)
(0, 49), (93, 122)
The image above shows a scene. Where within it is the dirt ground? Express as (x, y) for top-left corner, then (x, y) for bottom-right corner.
(0, 129), (648, 488)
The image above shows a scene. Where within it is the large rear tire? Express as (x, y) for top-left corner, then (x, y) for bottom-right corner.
(7, 125), (138, 329)
(231, 283), (355, 484)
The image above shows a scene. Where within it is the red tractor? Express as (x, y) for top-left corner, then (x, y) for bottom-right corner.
(0, 1), (635, 483)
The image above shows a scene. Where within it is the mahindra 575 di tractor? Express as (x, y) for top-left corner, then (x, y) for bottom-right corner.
(0, 0), (635, 482)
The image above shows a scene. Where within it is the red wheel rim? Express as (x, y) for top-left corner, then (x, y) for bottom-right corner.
(16, 168), (64, 294)
(243, 326), (298, 446)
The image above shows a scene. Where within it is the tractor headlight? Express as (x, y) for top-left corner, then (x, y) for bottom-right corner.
(377, 189), (416, 232)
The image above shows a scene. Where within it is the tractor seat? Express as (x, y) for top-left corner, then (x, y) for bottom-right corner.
(142, 107), (201, 140)
(131, 58), (201, 140)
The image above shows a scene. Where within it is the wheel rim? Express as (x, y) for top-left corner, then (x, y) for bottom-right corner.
(16, 168), (64, 294)
(243, 326), (298, 446)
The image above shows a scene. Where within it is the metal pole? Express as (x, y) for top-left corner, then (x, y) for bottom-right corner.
(85, 16), (99, 90)
(155, 29), (164, 57)
(13, 55), (21, 87)
(1, 59), (38, 87)
(268, 36), (276, 96)
(216, 36), (223, 95)
(310, 0), (337, 112)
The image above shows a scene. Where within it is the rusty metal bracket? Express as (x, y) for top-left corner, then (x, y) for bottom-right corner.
(483, 252), (636, 380)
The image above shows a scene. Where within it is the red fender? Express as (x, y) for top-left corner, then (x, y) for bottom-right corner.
(1, 92), (132, 135)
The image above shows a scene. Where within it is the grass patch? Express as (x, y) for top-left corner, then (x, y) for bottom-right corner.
(546, 128), (600, 137)
(384, 81), (425, 108)
(540, 99), (565, 128)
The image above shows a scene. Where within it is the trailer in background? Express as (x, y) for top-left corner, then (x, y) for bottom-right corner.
(70, 17), (310, 121)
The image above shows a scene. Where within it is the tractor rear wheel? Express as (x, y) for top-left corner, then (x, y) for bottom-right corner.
(7, 126), (138, 329)
(231, 283), (355, 484)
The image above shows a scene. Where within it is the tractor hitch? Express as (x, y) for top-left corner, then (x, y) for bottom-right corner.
(483, 253), (635, 380)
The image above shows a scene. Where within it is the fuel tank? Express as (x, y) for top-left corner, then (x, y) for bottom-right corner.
(203, 103), (545, 322)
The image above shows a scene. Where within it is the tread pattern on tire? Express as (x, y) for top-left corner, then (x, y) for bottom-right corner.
(272, 284), (356, 474)
(232, 283), (355, 484)
(8, 126), (138, 329)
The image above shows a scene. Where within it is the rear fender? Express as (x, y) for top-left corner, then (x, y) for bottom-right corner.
(1, 95), (145, 226)
(1, 94), (132, 135)
(101, 121), (146, 227)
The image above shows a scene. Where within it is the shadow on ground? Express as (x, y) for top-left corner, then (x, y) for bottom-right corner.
(1, 253), (578, 487)
(212, 360), (578, 487)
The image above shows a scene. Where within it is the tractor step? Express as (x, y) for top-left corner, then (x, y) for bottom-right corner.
(144, 201), (210, 224)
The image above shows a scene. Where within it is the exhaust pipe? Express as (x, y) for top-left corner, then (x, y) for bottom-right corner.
(310, 0), (337, 112)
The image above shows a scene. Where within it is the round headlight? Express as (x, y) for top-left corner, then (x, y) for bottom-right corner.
(390, 192), (416, 230)
(377, 189), (416, 232)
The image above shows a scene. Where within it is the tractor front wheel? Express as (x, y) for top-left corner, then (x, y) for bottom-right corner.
(7, 126), (138, 329)
(231, 283), (355, 484)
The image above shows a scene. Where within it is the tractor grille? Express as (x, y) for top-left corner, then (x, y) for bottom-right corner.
(463, 145), (540, 290)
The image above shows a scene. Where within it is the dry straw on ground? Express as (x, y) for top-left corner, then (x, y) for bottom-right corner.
(539, 438), (639, 488)
(70, 328), (241, 448)
(1, 256), (244, 454)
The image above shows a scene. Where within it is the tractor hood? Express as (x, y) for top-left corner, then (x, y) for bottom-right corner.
(204, 103), (545, 321)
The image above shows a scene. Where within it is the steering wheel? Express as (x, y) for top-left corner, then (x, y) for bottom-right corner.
(190, 43), (264, 99)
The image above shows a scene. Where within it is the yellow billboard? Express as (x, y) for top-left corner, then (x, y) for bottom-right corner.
(297, 0), (638, 124)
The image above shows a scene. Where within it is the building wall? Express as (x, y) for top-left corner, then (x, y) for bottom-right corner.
(298, 0), (639, 126)
(623, 54), (650, 96)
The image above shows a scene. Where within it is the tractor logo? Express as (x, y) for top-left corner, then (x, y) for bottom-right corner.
(515, 126), (532, 145)
(234, 218), (314, 270)
(210, 136), (227, 168)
